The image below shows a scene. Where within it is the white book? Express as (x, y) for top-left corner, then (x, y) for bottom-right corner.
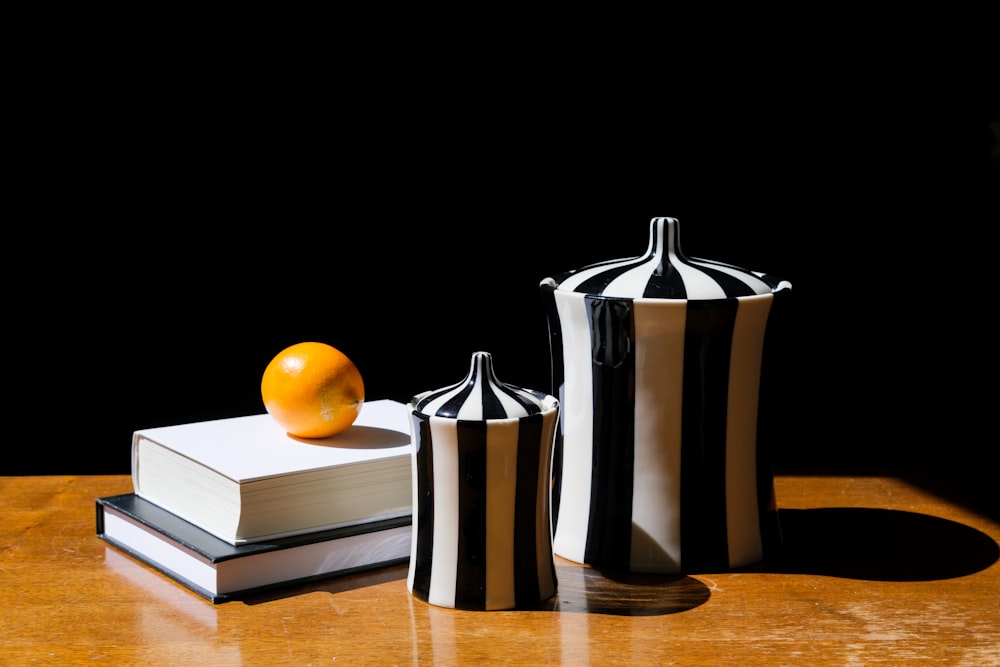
(132, 399), (413, 545)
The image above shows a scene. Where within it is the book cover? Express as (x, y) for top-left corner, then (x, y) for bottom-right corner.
(97, 493), (411, 603)
(131, 398), (414, 544)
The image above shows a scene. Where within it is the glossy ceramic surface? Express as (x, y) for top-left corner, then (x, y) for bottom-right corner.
(407, 352), (560, 610)
(540, 217), (792, 573)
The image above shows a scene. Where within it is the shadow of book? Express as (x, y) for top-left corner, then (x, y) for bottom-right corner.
(759, 507), (1000, 581)
(241, 562), (410, 604)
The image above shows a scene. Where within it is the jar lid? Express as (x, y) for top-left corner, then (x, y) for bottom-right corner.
(542, 216), (790, 300)
(410, 351), (554, 420)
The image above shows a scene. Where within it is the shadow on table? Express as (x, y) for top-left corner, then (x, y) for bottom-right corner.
(538, 565), (711, 616)
(244, 508), (998, 614)
(759, 507), (1000, 581)
(255, 557), (714, 616)
(535, 505), (1000, 616)
(243, 562), (410, 604)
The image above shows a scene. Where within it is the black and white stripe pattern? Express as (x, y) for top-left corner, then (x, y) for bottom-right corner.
(540, 217), (791, 573)
(551, 216), (788, 300)
(407, 352), (560, 609)
(412, 351), (548, 420)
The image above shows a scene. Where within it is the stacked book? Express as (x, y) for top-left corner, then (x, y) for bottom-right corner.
(96, 399), (414, 603)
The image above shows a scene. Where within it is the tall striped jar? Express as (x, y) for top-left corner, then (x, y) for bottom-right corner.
(407, 351), (560, 610)
(540, 216), (792, 573)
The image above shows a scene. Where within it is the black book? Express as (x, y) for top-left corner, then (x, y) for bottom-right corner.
(97, 493), (411, 603)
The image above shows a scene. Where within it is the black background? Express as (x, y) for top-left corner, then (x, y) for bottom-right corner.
(8, 39), (998, 517)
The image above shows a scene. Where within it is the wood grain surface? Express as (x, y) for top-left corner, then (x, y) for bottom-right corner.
(2, 474), (997, 666)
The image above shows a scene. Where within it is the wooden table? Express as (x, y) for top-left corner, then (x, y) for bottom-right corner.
(2, 474), (998, 666)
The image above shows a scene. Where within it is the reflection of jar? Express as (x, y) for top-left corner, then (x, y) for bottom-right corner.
(406, 351), (560, 609)
(540, 216), (792, 573)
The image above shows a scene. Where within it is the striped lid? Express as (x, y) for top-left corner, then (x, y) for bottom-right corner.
(542, 216), (789, 300)
(411, 351), (550, 420)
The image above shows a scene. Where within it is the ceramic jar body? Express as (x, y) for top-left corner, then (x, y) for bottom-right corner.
(540, 217), (791, 573)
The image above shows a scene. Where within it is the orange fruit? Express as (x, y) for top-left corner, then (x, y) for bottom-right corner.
(261, 342), (365, 438)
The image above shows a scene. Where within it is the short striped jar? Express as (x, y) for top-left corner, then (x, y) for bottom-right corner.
(540, 216), (792, 574)
(406, 351), (560, 610)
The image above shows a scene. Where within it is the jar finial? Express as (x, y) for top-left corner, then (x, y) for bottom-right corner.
(647, 216), (686, 263)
